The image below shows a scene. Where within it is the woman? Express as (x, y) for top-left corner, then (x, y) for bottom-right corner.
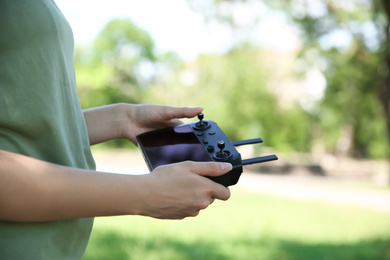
(0, 1), (231, 259)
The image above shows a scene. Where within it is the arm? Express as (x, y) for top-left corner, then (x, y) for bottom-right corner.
(83, 103), (204, 145)
(1, 103), (231, 222)
(0, 149), (231, 222)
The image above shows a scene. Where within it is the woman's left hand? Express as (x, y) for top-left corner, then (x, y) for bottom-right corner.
(121, 104), (203, 144)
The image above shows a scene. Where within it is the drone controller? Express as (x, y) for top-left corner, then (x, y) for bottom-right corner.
(136, 113), (278, 186)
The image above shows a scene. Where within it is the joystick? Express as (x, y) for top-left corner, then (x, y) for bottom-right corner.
(136, 112), (278, 186)
(198, 113), (204, 126)
(217, 140), (225, 154)
(214, 140), (232, 161)
(194, 113), (211, 130)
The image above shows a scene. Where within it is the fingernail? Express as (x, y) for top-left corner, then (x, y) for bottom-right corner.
(221, 163), (232, 171)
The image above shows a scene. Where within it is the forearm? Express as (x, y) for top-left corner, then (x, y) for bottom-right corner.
(0, 149), (146, 222)
(83, 103), (204, 146)
(83, 103), (132, 145)
(0, 149), (231, 222)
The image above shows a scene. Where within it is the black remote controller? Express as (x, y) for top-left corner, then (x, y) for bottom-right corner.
(136, 113), (278, 186)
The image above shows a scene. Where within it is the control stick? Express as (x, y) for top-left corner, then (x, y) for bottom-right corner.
(217, 140), (225, 155)
(198, 113), (204, 127)
(194, 112), (210, 130)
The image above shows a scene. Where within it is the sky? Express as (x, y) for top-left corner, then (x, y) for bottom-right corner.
(55, 0), (300, 61)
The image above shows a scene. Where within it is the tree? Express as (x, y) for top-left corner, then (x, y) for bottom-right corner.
(146, 46), (312, 153)
(75, 18), (158, 109)
(187, 0), (390, 161)
(375, 0), (390, 155)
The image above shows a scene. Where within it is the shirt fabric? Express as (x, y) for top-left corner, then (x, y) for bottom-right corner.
(0, 0), (96, 259)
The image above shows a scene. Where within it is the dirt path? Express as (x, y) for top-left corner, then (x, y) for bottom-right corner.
(92, 150), (390, 212)
(236, 171), (390, 212)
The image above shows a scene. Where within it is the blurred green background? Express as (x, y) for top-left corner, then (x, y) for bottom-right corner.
(61, 0), (390, 259)
(84, 189), (390, 260)
(72, 0), (390, 162)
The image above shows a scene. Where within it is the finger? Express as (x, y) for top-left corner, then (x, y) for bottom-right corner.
(166, 118), (183, 127)
(164, 106), (204, 120)
(180, 161), (232, 177)
(211, 184), (231, 201)
(188, 161), (232, 200)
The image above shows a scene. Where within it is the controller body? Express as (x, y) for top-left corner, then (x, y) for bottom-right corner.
(136, 115), (277, 186)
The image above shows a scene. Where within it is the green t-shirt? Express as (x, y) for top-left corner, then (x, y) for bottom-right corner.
(0, 0), (96, 259)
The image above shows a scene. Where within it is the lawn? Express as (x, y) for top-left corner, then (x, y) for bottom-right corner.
(84, 188), (390, 260)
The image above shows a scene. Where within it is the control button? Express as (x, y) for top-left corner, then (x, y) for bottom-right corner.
(209, 131), (216, 135)
(207, 145), (214, 152)
(202, 140), (209, 144)
(197, 132), (204, 136)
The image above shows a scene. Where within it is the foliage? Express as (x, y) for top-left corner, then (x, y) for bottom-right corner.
(185, 0), (390, 159)
(84, 189), (390, 260)
(280, 0), (390, 158)
(74, 2), (390, 159)
(144, 46), (312, 153)
(75, 18), (158, 109)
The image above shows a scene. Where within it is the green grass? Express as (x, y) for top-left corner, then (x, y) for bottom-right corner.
(84, 189), (390, 260)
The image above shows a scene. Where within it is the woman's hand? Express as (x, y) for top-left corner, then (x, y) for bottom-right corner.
(0, 150), (231, 221)
(83, 103), (203, 145)
(121, 104), (203, 144)
(138, 161), (232, 219)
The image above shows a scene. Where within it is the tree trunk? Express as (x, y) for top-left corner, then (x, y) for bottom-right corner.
(379, 0), (390, 184)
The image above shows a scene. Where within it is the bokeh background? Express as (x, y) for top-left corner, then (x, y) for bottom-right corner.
(57, 0), (390, 259)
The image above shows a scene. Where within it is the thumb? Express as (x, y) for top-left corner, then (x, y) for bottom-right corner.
(181, 161), (233, 177)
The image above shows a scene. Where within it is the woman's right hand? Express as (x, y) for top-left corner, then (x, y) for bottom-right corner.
(139, 161), (232, 219)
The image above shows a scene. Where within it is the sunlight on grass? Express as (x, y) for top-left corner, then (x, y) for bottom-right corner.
(84, 189), (390, 260)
